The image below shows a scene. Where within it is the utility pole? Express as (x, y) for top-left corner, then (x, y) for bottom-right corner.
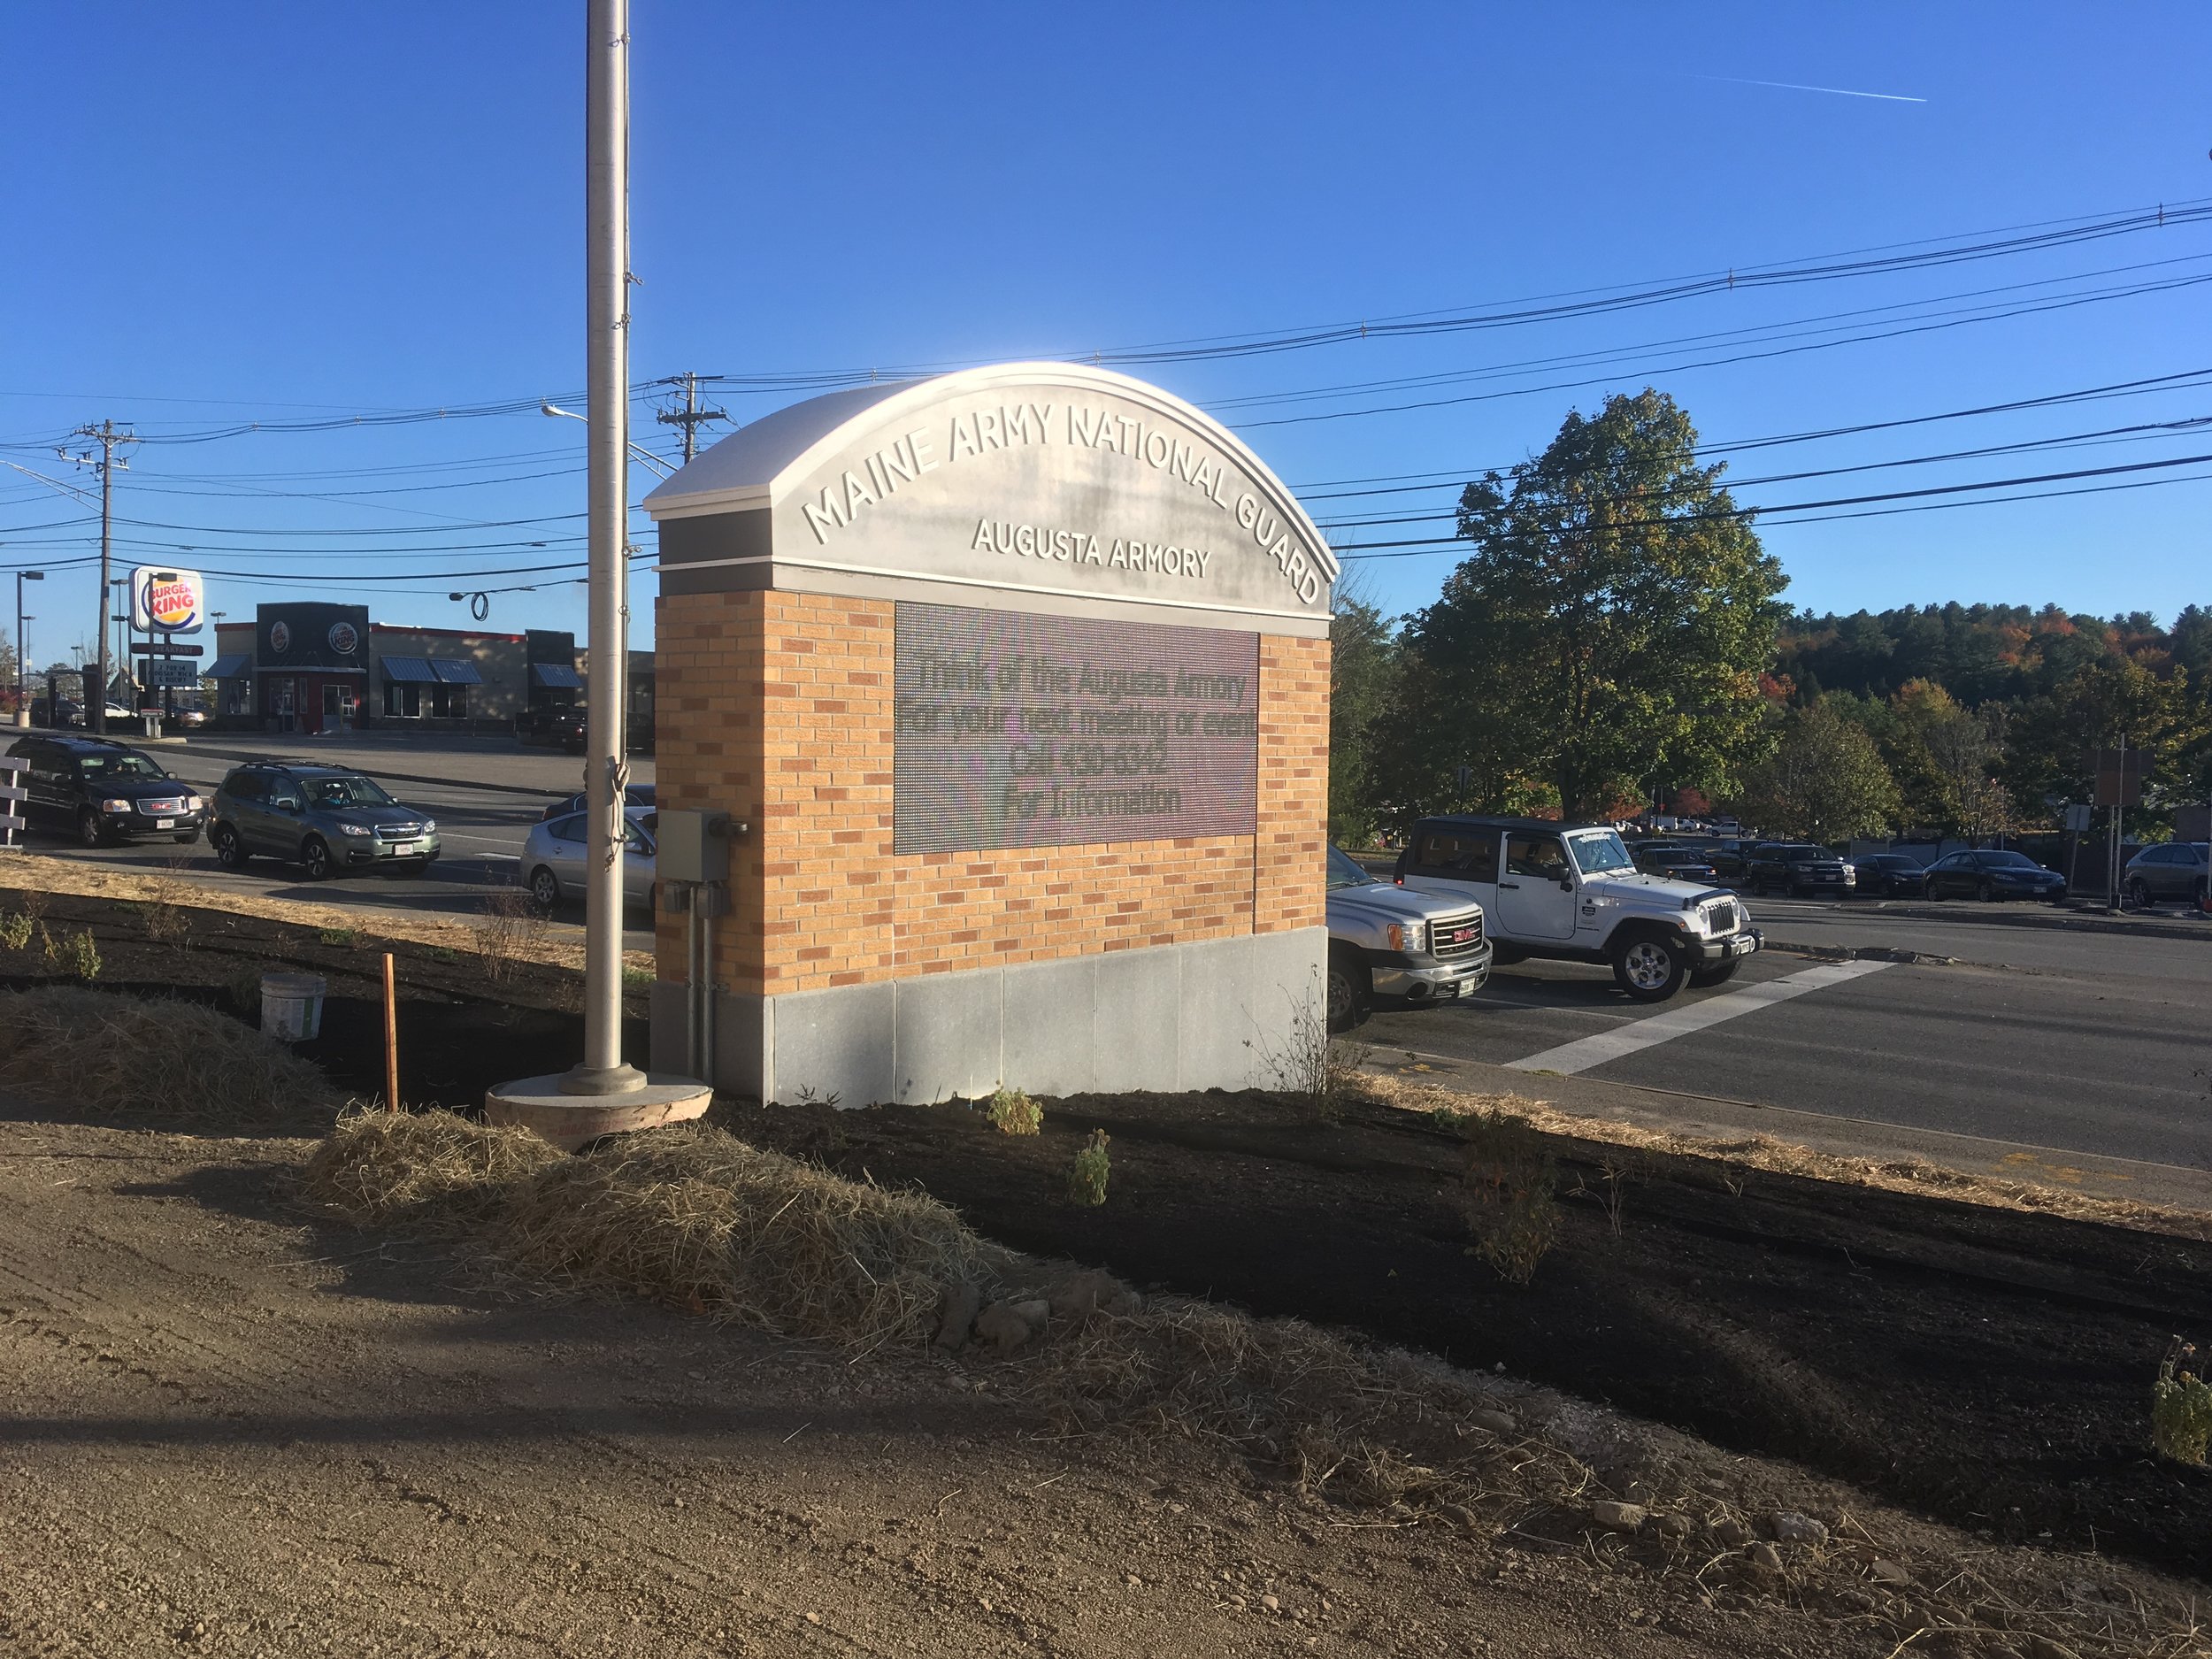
(656, 371), (726, 464)
(66, 421), (134, 735)
(569, 0), (643, 1096)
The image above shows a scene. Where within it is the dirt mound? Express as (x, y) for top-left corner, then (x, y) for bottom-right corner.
(0, 985), (341, 1125)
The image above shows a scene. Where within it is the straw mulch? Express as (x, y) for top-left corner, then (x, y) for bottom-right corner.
(0, 985), (341, 1125)
(300, 1112), (1011, 1351)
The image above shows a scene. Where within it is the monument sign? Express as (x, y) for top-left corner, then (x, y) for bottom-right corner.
(644, 363), (1333, 1106)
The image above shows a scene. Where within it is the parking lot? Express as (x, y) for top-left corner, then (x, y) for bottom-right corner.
(2, 728), (657, 952)
(1360, 892), (2212, 1177)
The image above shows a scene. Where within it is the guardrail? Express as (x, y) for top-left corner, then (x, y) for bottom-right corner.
(0, 756), (25, 850)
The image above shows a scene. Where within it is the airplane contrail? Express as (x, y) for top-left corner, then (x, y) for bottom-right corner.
(1691, 73), (1927, 104)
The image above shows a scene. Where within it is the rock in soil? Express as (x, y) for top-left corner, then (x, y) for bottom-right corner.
(1047, 1267), (1141, 1319)
(1763, 1511), (1829, 1546)
(1590, 1501), (1647, 1532)
(1868, 1557), (1912, 1586)
(1747, 1541), (1785, 1574)
(1467, 1407), (1518, 1435)
(973, 1298), (1049, 1353)
(1711, 1518), (1750, 1548)
(934, 1280), (982, 1350)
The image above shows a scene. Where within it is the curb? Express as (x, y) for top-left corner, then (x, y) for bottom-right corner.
(1765, 940), (1958, 966)
(1806, 899), (2212, 945)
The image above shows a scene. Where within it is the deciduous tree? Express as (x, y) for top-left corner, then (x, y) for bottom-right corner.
(1735, 703), (1901, 843)
(1399, 390), (1787, 820)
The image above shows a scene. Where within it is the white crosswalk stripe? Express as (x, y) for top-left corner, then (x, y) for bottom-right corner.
(1502, 958), (1896, 1076)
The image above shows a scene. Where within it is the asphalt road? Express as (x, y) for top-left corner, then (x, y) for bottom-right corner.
(4, 733), (657, 952)
(1360, 897), (2212, 1174)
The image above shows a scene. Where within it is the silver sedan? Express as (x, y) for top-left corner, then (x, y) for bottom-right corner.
(521, 809), (656, 911)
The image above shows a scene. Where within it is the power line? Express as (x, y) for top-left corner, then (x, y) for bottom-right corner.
(1333, 454), (2212, 558)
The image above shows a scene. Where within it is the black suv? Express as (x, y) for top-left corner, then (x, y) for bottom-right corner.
(208, 761), (441, 879)
(3, 733), (207, 846)
(1745, 842), (1855, 898)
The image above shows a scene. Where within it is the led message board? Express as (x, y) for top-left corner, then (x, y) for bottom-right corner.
(893, 601), (1259, 854)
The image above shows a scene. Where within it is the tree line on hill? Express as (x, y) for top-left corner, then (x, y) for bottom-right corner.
(1329, 389), (2212, 847)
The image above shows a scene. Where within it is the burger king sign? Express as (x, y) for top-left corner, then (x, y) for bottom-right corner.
(131, 566), (205, 635)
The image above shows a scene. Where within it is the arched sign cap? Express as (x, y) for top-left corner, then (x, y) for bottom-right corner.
(643, 362), (1338, 637)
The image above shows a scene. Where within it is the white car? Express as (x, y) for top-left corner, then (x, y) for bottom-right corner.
(521, 808), (656, 911)
(1394, 813), (1762, 1002)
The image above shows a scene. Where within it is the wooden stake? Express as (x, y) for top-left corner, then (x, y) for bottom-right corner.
(381, 951), (400, 1113)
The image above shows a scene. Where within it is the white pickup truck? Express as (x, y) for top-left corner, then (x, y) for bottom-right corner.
(1393, 814), (1761, 1002)
(1325, 845), (1492, 1031)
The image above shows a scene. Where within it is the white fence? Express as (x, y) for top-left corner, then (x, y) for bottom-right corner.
(0, 755), (24, 850)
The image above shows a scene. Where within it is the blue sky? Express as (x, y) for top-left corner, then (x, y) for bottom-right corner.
(3, 2), (2208, 662)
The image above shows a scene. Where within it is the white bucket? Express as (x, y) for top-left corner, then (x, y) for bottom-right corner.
(261, 972), (326, 1042)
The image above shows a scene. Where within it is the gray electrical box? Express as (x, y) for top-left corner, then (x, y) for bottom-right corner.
(657, 809), (733, 884)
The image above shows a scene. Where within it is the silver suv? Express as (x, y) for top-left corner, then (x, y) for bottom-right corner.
(209, 762), (441, 879)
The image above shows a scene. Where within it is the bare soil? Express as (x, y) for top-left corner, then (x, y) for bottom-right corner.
(733, 1089), (2212, 1586)
(0, 1112), (1895, 1659)
(0, 883), (649, 1108)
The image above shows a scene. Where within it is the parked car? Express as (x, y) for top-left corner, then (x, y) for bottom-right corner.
(1924, 849), (2067, 902)
(1847, 853), (1930, 898)
(29, 696), (81, 728)
(1325, 844), (1491, 1031)
(2, 733), (207, 845)
(207, 761), (440, 879)
(515, 705), (588, 752)
(1631, 842), (1719, 883)
(1745, 842), (1855, 899)
(166, 704), (210, 730)
(1394, 815), (1760, 1002)
(2123, 841), (2209, 908)
(541, 782), (656, 821)
(520, 808), (657, 911)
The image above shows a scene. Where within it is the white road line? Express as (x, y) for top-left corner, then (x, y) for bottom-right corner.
(1502, 959), (1896, 1076)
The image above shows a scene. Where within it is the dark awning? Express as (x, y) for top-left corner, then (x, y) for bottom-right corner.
(529, 663), (584, 689)
(205, 653), (254, 679)
(380, 656), (437, 682)
(430, 659), (482, 685)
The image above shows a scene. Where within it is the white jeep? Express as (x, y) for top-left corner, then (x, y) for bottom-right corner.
(1393, 814), (1761, 1002)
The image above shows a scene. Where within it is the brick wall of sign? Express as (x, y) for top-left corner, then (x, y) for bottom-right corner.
(653, 589), (1330, 1000)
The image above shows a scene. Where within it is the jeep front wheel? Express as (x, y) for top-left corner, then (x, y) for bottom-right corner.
(1611, 933), (1688, 1002)
(1326, 943), (1372, 1033)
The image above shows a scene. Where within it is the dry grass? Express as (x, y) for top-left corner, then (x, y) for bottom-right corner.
(300, 1113), (1010, 1352)
(0, 985), (341, 1124)
(294, 1105), (2208, 1659)
(0, 856), (653, 977)
(1365, 1072), (2212, 1246)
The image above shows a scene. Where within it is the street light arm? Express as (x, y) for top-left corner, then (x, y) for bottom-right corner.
(542, 397), (672, 476)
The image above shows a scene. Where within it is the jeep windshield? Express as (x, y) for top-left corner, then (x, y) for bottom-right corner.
(305, 775), (396, 810)
(1327, 847), (1379, 889)
(78, 754), (167, 780)
(1565, 830), (1634, 875)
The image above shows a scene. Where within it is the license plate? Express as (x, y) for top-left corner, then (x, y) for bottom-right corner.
(154, 818), (173, 829)
(1438, 982), (1461, 1000)
(390, 841), (417, 855)
(1730, 934), (1756, 956)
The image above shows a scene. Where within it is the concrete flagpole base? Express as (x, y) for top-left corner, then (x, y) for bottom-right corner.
(485, 1072), (713, 1152)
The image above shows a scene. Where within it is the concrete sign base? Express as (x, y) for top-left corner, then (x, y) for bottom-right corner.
(485, 1073), (713, 1152)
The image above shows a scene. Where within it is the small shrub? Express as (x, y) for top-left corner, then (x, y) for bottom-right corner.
(1455, 1108), (1558, 1284)
(46, 926), (102, 981)
(987, 1087), (1042, 1136)
(0, 911), (32, 951)
(2153, 1340), (2212, 1465)
(1067, 1129), (1111, 1207)
(138, 878), (194, 949)
(471, 886), (544, 984)
(319, 926), (360, 949)
(622, 964), (655, 992)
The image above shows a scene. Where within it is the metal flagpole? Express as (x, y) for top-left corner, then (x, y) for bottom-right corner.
(564, 0), (645, 1096)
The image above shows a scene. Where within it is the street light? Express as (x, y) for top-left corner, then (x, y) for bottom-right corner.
(541, 400), (678, 479)
(15, 569), (42, 718)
